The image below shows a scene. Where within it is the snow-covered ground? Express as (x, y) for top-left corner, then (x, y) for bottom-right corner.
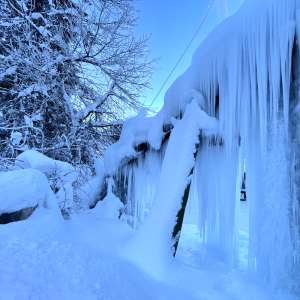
(0, 205), (297, 300)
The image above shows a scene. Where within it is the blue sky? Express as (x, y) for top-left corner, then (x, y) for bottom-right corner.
(135, 0), (243, 111)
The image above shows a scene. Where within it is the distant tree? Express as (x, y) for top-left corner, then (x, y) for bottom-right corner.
(0, 0), (151, 166)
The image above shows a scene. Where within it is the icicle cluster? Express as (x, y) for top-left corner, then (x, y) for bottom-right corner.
(166, 0), (299, 289)
(113, 149), (165, 228)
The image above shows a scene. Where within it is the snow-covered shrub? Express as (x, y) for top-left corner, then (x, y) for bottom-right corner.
(15, 150), (76, 214)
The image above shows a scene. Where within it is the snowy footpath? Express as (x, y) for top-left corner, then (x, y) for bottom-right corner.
(0, 206), (298, 300)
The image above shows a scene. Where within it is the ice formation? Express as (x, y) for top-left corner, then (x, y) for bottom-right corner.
(101, 0), (300, 291)
(122, 101), (218, 277)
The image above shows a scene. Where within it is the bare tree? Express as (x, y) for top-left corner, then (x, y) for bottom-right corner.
(0, 0), (152, 166)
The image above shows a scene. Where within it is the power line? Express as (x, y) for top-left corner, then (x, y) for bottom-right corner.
(148, 0), (216, 108)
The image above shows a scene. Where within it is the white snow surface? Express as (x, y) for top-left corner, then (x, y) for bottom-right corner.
(1, 0), (300, 299)
(76, 158), (106, 208)
(0, 209), (297, 300)
(15, 150), (77, 210)
(0, 169), (58, 214)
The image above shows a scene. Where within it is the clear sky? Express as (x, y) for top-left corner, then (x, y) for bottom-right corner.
(135, 0), (243, 111)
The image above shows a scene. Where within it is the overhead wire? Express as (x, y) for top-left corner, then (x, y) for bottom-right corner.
(147, 0), (216, 108)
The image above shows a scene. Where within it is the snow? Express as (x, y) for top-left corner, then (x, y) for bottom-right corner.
(15, 150), (77, 211)
(76, 175), (104, 208)
(0, 169), (58, 214)
(15, 150), (76, 184)
(92, 178), (124, 220)
(18, 83), (49, 98)
(174, 223), (298, 300)
(104, 109), (165, 175)
(0, 210), (199, 300)
(0, 208), (297, 300)
(10, 131), (23, 146)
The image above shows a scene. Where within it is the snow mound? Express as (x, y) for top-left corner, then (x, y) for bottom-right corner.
(0, 169), (57, 214)
(15, 150), (76, 184)
(76, 175), (104, 208)
(93, 179), (124, 220)
(15, 150), (77, 211)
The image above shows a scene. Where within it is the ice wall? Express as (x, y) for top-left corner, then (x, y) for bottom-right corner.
(103, 0), (300, 291)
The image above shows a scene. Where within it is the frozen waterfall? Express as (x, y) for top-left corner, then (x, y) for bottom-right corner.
(101, 0), (300, 292)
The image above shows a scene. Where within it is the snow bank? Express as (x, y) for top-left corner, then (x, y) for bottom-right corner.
(76, 158), (105, 208)
(0, 210), (198, 300)
(76, 176), (104, 208)
(0, 169), (58, 214)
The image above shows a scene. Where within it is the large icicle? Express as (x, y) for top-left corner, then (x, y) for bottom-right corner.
(192, 141), (239, 266)
(116, 149), (165, 228)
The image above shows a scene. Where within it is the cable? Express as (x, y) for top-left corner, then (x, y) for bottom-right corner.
(148, 0), (216, 108)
